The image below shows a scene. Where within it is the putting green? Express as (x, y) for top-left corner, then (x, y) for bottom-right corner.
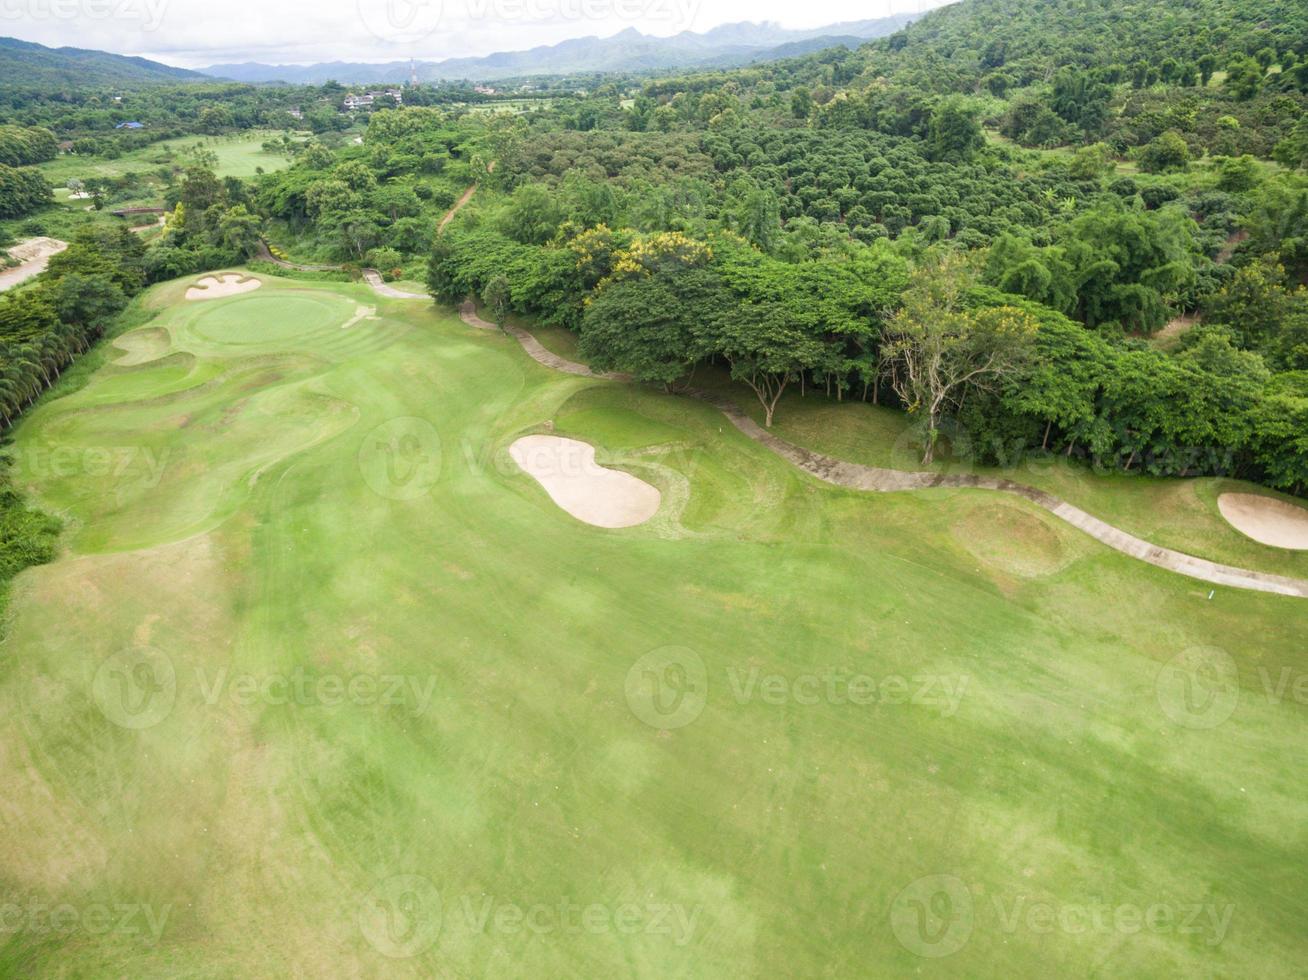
(0, 274), (1305, 977)
(186, 290), (353, 345)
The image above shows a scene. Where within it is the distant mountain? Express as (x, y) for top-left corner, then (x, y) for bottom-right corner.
(0, 36), (206, 86)
(204, 16), (924, 85)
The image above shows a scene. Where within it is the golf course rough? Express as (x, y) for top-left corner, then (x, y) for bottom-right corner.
(0, 272), (1305, 977)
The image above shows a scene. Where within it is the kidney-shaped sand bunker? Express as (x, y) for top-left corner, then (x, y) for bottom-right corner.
(185, 274), (262, 301)
(1218, 493), (1308, 550)
(509, 434), (660, 529)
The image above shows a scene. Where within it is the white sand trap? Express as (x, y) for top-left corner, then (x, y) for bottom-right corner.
(510, 435), (660, 529)
(0, 237), (68, 292)
(185, 274), (262, 301)
(1218, 493), (1308, 550)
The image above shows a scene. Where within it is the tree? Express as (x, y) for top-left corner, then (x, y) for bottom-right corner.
(1225, 57), (1265, 100)
(481, 275), (511, 330)
(1214, 155), (1260, 192)
(1050, 68), (1111, 134)
(198, 106), (233, 134)
(498, 184), (562, 245)
(697, 300), (827, 428)
(880, 257), (1038, 464)
(926, 96), (983, 163)
(580, 267), (728, 386)
(983, 234), (1077, 315)
(1273, 116), (1308, 171)
(1203, 258), (1293, 349)
(1198, 54), (1218, 87)
(216, 205), (263, 258)
(733, 186), (781, 253)
(791, 89), (813, 120)
(1138, 130), (1190, 173)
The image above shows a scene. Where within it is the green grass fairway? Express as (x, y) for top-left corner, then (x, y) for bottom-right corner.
(1, 275), (1306, 976)
(39, 130), (302, 187)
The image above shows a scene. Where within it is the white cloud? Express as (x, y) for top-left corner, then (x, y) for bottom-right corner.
(0, 0), (940, 67)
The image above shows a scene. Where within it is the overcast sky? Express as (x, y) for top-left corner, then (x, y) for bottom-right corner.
(2, 0), (945, 68)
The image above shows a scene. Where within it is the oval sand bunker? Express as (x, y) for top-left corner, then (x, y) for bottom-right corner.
(186, 274), (262, 301)
(509, 434), (660, 529)
(1218, 493), (1308, 550)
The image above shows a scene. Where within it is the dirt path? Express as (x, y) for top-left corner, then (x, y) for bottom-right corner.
(439, 185), (478, 232)
(361, 269), (427, 299)
(460, 301), (1308, 599)
(259, 160), (495, 296)
(254, 240), (341, 272)
(461, 303), (629, 380)
(131, 215), (167, 234)
(438, 161), (494, 233)
(0, 237), (68, 292)
(1155, 231), (1249, 345)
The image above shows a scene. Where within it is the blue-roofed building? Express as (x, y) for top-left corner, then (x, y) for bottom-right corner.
(114, 121), (144, 129)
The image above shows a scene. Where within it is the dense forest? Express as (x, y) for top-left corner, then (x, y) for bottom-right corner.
(417, 0), (1308, 491)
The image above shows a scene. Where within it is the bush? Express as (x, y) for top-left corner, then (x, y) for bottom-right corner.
(1138, 130), (1191, 173)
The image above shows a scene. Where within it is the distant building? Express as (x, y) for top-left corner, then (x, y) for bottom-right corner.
(473, 84), (497, 95)
(114, 121), (144, 129)
(343, 89), (403, 111)
(287, 107), (304, 120)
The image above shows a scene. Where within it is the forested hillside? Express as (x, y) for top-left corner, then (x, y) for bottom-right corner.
(415, 0), (1308, 492)
(0, 37), (205, 86)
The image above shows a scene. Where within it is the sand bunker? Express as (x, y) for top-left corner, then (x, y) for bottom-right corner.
(0, 237), (68, 292)
(1218, 493), (1308, 550)
(509, 434), (660, 529)
(185, 274), (262, 301)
